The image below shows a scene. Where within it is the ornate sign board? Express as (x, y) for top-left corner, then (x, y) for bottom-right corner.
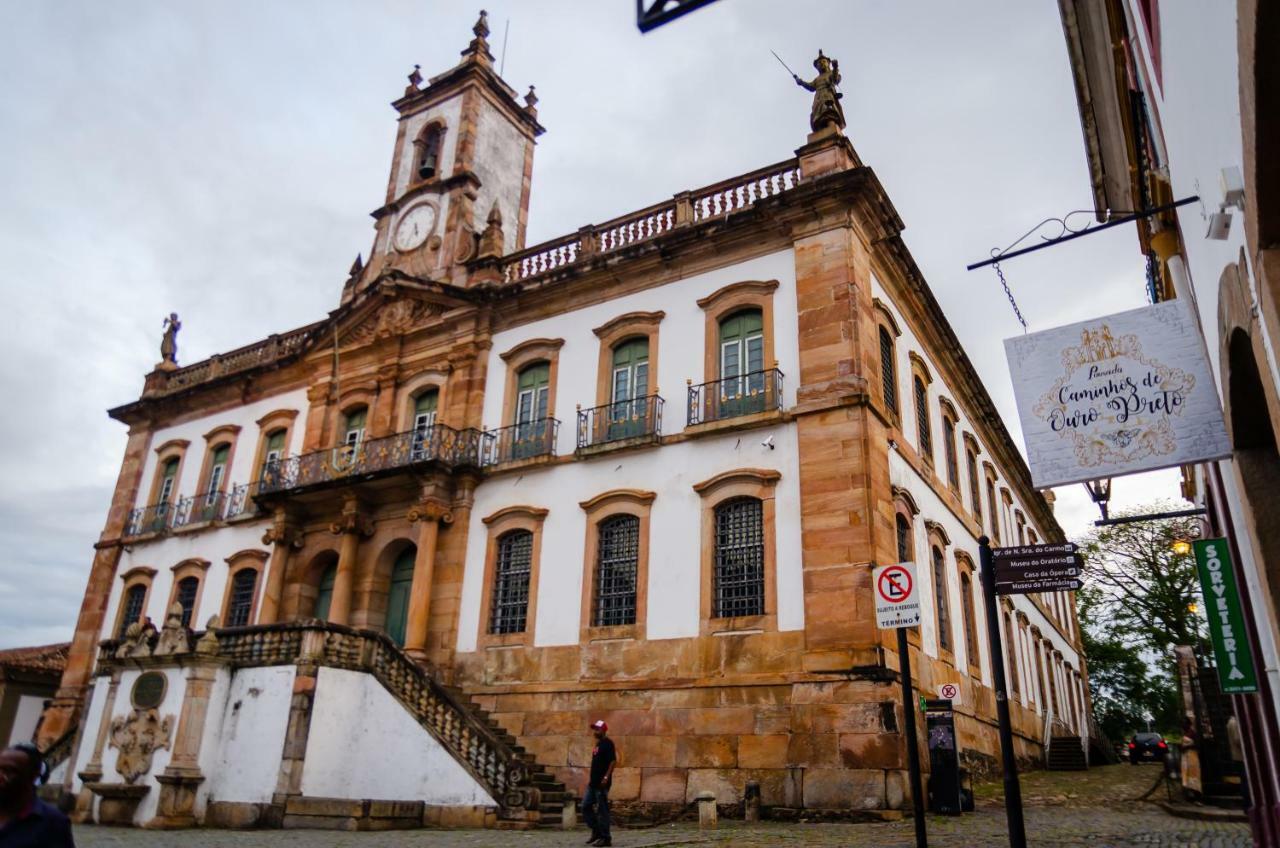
(1193, 539), (1259, 694)
(1004, 299), (1231, 489)
(993, 543), (1083, 595)
(873, 562), (921, 629)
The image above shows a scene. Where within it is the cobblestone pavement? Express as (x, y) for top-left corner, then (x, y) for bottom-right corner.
(78, 764), (1252, 847)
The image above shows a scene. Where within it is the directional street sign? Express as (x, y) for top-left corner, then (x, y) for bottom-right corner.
(874, 562), (921, 628)
(992, 542), (1083, 595)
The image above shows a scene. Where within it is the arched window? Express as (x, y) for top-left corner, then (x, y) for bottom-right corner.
(895, 513), (913, 563)
(914, 376), (932, 459)
(718, 309), (766, 415)
(386, 548), (416, 646)
(225, 568), (259, 627)
(118, 584), (148, 638)
(1015, 511), (1027, 545)
(205, 444), (230, 497)
(712, 497), (765, 618)
(314, 563), (337, 621)
(417, 124), (445, 180)
(342, 407), (367, 448)
(986, 476), (1001, 543)
(960, 570), (979, 671)
(157, 457), (180, 505)
(609, 338), (650, 438)
(932, 545), (951, 652)
(879, 326), (898, 416)
(490, 530), (533, 634)
(966, 443), (982, 522)
(411, 390), (439, 459)
(942, 410), (959, 490)
(515, 363), (550, 425)
(175, 576), (200, 628)
(263, 429), (287, 470)
(594, 514), (640, 627)
(1003, 608), (1021, 698)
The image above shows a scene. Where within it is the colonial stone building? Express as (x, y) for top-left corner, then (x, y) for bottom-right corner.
(37, 13), (1089, 829)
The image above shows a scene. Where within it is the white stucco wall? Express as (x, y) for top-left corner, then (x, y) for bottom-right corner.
(204, 665), (295, 806)
(393, 97), (464, 203)
(5, 694), (46, 747)
(69, 677), (107, 794)
(461, 250), (803, 650)
(301, 667), (495, 806)
(473, 97), (528, 255)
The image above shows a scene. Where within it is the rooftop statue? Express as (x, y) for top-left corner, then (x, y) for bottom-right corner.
(160, 312), (181, 365)
(792, 50), (845, 133)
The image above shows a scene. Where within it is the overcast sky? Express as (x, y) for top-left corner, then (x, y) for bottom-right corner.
(0, 0), (1187, 649)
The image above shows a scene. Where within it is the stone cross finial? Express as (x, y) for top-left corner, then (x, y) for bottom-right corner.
(461, 10), (493, 61)
(524, 85), (539, 114)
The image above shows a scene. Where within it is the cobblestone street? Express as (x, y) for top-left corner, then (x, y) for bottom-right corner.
(77, 764), (1251, 847)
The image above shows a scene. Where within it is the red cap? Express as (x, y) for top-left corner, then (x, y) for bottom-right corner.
(591, 720), (608, 731)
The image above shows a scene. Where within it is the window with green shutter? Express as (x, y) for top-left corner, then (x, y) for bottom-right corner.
(411, 390), (439, 459)
(718, 309), (765, 416)
(609, 338), (649, 438)
(206, 444), (230, 500)
(385, 549), (415, 646)
(342, 407), (367, 447)
(158, 457), (180, 505)
(513, 363), (550, 458)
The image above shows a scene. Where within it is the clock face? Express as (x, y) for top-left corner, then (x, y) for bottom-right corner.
(393, 203), (438, 252)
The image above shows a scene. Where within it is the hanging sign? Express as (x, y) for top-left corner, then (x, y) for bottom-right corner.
(992, 543), (1083, 595)
(1193, 539), (1258, 694)
(1004, 299), (1230, 488)
(873, 562), (921, 629)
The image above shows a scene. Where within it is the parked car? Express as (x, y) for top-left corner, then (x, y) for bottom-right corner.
(1129, 732), (1168, 763)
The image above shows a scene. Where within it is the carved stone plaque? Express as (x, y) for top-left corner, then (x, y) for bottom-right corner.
(131, 672), (167, 710)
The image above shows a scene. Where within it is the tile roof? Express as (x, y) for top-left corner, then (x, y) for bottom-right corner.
(0, 643), (70, 675)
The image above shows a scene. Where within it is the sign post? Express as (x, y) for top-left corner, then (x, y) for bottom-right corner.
(1193, 539), (1259, 693)
(872, 562), (927, 848)
(978, 537), (1027, 848)
(992, 542), (1083, 595)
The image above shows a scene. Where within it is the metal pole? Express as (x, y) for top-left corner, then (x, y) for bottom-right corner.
(979, 536), (1027, 848)
(897, 626), (928, 848)
(1092, 506), (1207, 527)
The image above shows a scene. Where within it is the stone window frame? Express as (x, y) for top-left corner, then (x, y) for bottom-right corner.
(963, 433), (983, 524)
(166, 558), (211, 629)
(194, 424), (242, 499)
(956, 551), (982, 677)
(909, 352), (934, 467)
(249, 409), (299, 484)
(695, 280), (779, 384)
(871, 298), (902, 424)
(591, 312), (664, 408)
(925, 520), (954, 661)
(938, 398), (961, 493)
(334, 383), (376, 445)
(692, 468), (780, 636)
(114, 566), (157, 637)
(983, 462), (1001, 544)
(221, 549), (269, 627)
(477, 505), (548, 649)
(146, 439), (190, 507)
(397, 370), (450, 431)
(578, 489), (655, 642)
(498, 338), (564, 428)
(409, 118), (448, 188)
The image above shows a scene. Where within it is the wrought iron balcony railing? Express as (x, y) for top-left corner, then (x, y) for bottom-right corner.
(257, 423), (488, 495)
(224, 483), (255, 519)
(172, 490), (229, 527)
(687, 368), (784, 426)
(125, 502), (174, 536)
(479, 418), (560, 466)
(577, 396), (663, 451)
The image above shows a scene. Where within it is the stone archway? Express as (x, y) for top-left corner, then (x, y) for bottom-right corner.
(355, 538), (417, 635)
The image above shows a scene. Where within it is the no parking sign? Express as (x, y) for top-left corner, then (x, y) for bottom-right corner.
(873, 562), (921, 629)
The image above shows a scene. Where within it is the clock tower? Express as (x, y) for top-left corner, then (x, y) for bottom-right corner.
(361, 10), (544, 290)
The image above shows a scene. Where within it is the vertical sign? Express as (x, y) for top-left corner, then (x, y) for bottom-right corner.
(1193, 539), (1258, 694)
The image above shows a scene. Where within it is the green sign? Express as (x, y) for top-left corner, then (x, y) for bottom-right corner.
(1193, 538), (1258, 694)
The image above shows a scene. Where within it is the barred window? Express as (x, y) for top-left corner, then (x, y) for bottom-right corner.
(966, 448), (981, 521)
(879, 326), (898, 415)
(895, 513), (912, 563)
(961, 571), (979, 668)
(175, 576), (199, 628)
(594, 515), (639, 627)
(490, 530), (533, 634)
(943, 415), (959, 489)
(118, 584), (147, 637)
(914, 376), (931, 458)
(713, 497), (765, 618)
(225, 569), (258, 627)
(932, 546), (951, 651)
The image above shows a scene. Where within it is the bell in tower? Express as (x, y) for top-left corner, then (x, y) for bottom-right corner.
(364, 10), (546, 287)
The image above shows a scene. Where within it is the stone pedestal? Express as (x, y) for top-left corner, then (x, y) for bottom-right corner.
(147, 770), (205, 828)
(86, 783), (149, 825)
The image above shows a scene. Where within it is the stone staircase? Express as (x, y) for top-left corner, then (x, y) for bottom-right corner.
(212, 622), (568, 829)
(1046, 735), (1088, 770)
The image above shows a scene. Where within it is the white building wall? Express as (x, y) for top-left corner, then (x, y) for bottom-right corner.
(69, 676), (107, 792)
(473, 98), (528, 255)
(392, 97), (464, 206)
(204, 666), (295, 806)
(5, 694), (46, 746)
(302, 667), (495, 806)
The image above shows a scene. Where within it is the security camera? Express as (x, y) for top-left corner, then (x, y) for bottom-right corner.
(761, 435), (775, 450)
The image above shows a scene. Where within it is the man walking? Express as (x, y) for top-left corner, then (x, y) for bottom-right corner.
(0, 744), (75, 847)
(583, 719), (616, 847)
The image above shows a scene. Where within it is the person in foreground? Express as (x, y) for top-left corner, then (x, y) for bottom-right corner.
(582, 719), (616, 847)
(0, 743), (74, 847)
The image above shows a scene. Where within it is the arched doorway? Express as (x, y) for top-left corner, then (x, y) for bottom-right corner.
(1226, 329), (1280, 622)
(385, 548), (415, 646)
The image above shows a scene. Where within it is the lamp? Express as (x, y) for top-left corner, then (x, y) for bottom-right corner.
(1083, 478), (1112, 521)
(1172, 539), (1192, 556)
